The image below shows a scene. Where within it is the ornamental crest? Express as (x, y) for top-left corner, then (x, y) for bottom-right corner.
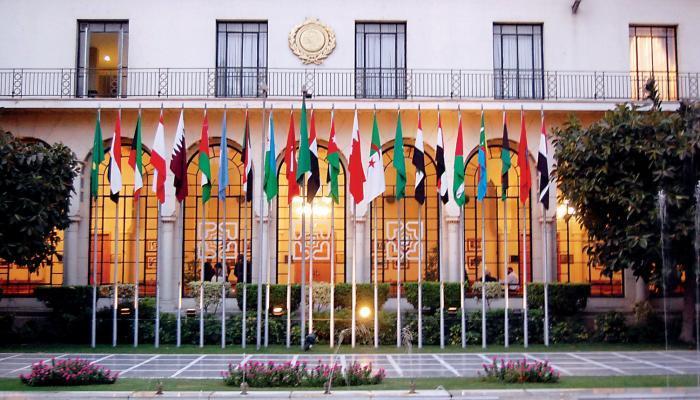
(288, 18), (336, 65)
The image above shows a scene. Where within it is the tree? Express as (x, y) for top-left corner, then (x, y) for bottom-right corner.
(552, 81), (700, 342)
(0, 131), (79, 271)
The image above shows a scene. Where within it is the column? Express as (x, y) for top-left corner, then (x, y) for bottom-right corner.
(160, 215), (177, 311)
(62, 216), (81, 285)
(445, 216), (460, 282)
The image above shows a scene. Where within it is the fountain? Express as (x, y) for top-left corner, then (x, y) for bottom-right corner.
(401, 327), (416, 394)
(325, 325), (371, 394)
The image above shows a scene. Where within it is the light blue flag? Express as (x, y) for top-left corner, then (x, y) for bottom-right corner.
(476, 110), (488, 202)
(218, 111), (229, 200)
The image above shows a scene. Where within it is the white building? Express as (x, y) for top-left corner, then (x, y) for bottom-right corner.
(1, 0), (698, 314)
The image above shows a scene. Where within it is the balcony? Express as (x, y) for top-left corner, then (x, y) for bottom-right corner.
(1, 67), (698, 102)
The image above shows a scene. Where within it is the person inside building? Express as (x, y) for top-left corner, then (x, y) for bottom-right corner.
(203, 261), (214, 282)
(505, 267), (519, 290)
(211, 265), (224, 282)
(484, 270), (498, 282)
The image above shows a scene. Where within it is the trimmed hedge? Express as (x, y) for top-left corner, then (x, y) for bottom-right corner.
(235, 283), (302, 312)
(404, 282), (463, 309)
(34, 286), (93, 315)
(526, 283), (590, 316)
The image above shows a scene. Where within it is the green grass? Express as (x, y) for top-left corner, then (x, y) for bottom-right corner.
(0, 376), (697, 392)
(0, 342), (691, 355)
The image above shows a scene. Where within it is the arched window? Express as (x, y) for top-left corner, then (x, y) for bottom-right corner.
(464, 143), (531, 288)
(89, 144), (159, 295)
(555, 196), (624, 297)
(276, 146), (346, 284)
(371, 144), (440, 285)
(0, 231), (64, 296)
(183, 143), (252, 291)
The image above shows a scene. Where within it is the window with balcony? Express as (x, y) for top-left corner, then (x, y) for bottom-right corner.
(355, 22), (406, 99)
(493, 24), (543, 99)
(629, 25), (677, 100)
(77, 21), (129, 98)
(216, 22), (268, 97)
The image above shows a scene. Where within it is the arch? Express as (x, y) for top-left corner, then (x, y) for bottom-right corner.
(88, 144), (159, 295)
(464, 142), (532, 290)
(370, 142), (441, 285)
(276, 145), (347, 284)
(182, 142), (251, 292)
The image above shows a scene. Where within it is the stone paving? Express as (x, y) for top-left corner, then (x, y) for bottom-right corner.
(2, 351), (700, 380)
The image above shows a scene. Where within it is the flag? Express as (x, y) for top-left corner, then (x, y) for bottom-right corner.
(128, 112), (144, 202)
(518, 109), (531, 205)
(218, 110), (229, 201)
(393, 110), (406, 200)
(264, 111), (278, 202)
(365, 110), (385, 204)
(108, 111), (123, 203)
(306, 108), (320, 202)
(348, 109), (365, 205)
(296, 98), (310, 185)
(151, 110), (167, 204)
(436, 111), (448, 205)
(476, 110), (488, 202)
(199, 110), (212, 204)
(326, 110), (340, 204)
(285, 110), (300, 204)
(537, 109), (550, 210)
(170, 110), (188, 203)
(242, 110), (253, 203)
(453, 113), (466, 207)
(91, 111), (104, 199)
(501, 110), (512, 202)
(412, 111), (426, 205)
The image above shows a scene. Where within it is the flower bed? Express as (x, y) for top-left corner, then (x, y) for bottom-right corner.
(480, 358), (559, 384)
(20, 358), (118, 386)
(222, 360), (385, 387)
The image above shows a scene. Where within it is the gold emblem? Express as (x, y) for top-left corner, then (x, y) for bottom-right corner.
(288, 18), (336, 65)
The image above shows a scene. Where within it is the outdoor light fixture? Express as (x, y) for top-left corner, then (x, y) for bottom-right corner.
(422, 306), (435, 316)
(447, 306), (458, 314)
(119, 307), (131, 316)
(103, 55), (111, 62)
(186, 308), (197, 317)
(272, 306), (285, 316)
(358, 306), (372, 319)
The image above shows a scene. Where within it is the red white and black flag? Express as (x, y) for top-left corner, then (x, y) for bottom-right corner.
(435, 111), (448, 204)
(412, 111), (426, 205)
(108, 110), (123, 203)
(537, 109), (550, 210)
(306, 108), (320, 202)
(170, 109), (188, 203)
(242, 109), (254, 202)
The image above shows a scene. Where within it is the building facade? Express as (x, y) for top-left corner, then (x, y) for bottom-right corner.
(1, 0), (698, 312)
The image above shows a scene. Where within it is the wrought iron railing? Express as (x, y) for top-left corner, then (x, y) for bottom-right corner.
(1, 67), (698, 101)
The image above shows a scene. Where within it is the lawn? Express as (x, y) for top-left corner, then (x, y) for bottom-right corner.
(0, 342), (691, 355)
(0, 375), (697, 392)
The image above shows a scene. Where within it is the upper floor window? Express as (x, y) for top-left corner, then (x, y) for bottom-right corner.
(629, 25), (677, 100)
(216, 21), (268, 98)
(493, 23), (543, 99)
(77, 21), (129, 98)
(355, 22), (406, 99)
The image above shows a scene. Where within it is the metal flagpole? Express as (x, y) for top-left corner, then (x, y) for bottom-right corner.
(351, 202), (357, 348)
(242, 194), (249, 348)
(176, 201), (183, 347)
(459, 205), (466, 348)
(286, 204), (292, 348)
(112, 182), (120, 347)
(134, 182), (140, 348)
(309, 197), (314, 334)
(330, 199), (336, 347)
(199, 200), (206, 347)
(300, 180), (307, 348)
(257, 100), (267, 350)
(396, 198), (402, 348)
(264, 202), (272, 347)
(221, 179), (228, 349)
(481, 201), (487, 348)
(373, 199), (379, 348)
(523, 199), (528, 348)
(439, 201), (445, 349)
(91, 196), (99, 348)
(543, 203), (550, 346)
(504, 188), (509, 348)
(155, 202), (162, 348)
(418, 203), (423, 348)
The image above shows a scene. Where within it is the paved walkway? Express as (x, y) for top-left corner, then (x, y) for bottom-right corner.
(2, 351), (700, 379)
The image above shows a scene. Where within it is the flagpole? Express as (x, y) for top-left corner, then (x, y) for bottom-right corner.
(437, 106), (445, 350)
(459, 106), (467, 349)
(221, 105), (228, 350)
(91, 107), (101, 349)
(300, 179), (307, 349)
(134, 174), (140, 348)
(351, 201), (357, 348)
(264, 201), (272, 347)
(523, 196), (529, 348)
(242, 192), (249, 349)
(257, 98), (268, 350)
(541, 107), (550, 347)
(176, 200), (183, 347)
(112, 109), (121, 349)
(286, 203), (293, 348)
(417, 105), (423, 350)
(480, 104), (487, 350)
(372, 199), (379, 348)
(396, 197), (402, 348)
(503, 107), (510, 349)
(309, 192), (314, 335)
(155, 201), (162, 348)
(330, 193), (336, 348)
(199, 198), (206, 347)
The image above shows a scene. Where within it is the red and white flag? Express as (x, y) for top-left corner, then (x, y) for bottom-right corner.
(151, 110), (167, 204)
(170, 110), (188, 203)
(348, 109), (365, 205)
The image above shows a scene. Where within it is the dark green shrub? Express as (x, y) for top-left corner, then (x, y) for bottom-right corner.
(551, 318), (590, 344)
(33, 286), (93, 344)
(235, 284), (301, 312)
(527, 283), (590, 317)
(404, 282), (463, 310)
(449, 309), (545, 346)
(334, 283), (390, 309)
(593, 311), (628, 343)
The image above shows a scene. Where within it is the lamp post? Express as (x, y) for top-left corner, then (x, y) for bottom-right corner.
(557, 200), (576, 282)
